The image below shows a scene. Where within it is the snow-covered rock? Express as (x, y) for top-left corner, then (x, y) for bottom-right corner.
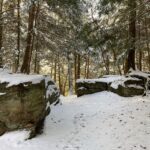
(128, 70), (150, 92)
(0, 69), (60, 138)
(76, 74), (145, 97)
(76, 79), (108, 97)
(45, 76), (60, 105)
(128, 69), (150, 80)
(109, 77), (145, 97)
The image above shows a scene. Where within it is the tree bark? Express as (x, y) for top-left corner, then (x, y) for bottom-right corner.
(101, 50), (110, 75)
(58, 55), (62, 94)
(138, 21), (142, 71)
(144, 17), (150, 71)
(54, 56), (57, 82)
(86, 55), (90, 78)
(62, 74), (68, 96)
(50, 61), (54, 77)
(74, 52), (77, 91)
(21, 1), (36, 74)
(67, 52), (73, 95)
(138, 51), (142, 71)
(125, 0), (136, 73)
(112, 49), (122, 75)
(34, 2), (40, 74)
(15, 0), (21, 72)
(0, 0), (3, 68)
(77, 54), (81, 79)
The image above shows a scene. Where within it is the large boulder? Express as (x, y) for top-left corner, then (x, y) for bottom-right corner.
(109, 78), (144, 97)
(76, 76), (124, 97)
(0, 69), (60, 137)
(76, 79), (108, 97)
(128, 70), (150, 90)
(76, 75), (145, 97)
(0, 121), (6, 135)
(45, 77), (60, 105)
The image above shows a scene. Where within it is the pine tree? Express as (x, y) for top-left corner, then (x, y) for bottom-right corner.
(0, 0), (3, 67)
(125, 0), (136, 73)
(21, 1), (36, 74)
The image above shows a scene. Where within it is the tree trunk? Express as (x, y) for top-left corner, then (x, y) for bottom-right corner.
(74, 52), (77, 91)
(15, 0), (21, 72)
(77, 54), (81, 79)
(34, 47), (40, 74)
(144, 17), (150, 71)
(54, 57), (57, 82)
(84, 56), (87, 78)
(138, 21), (142, 71)
(58, 66), (62, 94)
(106, 55), (110, 75)
(86, 55), (90, 78)
(50, 61), (54, 77)
(34, 2), (40, 74)
(67, 52), (73, 95)
(21, 2), (36, 74)
(0, 0), (3, 68)
(58, 56), (62, 94)
(125, 0), (136, 73)
(101, 50), (110, 75)
(62, 74), (68, 96)
(138, 51), (142, 71)
(112, 49), (122, 75)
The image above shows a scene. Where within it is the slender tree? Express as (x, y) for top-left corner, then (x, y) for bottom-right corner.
(67, 51), (73, 95)
(125, 0), (136, 73)
(0, 0), (3, 67)
(14, 0), (21, 72)
(21, 1), (36, 74)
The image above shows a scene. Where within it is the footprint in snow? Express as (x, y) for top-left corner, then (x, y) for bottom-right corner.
(140, 145), (147, 149)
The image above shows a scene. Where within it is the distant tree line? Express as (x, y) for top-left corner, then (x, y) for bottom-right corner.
(0, 0), (149, 95)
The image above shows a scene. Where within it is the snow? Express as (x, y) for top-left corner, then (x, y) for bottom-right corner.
(76, 75), (124, 84)
(77, 75), (142, 90)
(44, 76), (59, 99)
(0, 69), (45, 87)
(0, 68), (11, 75)
(127, 85), (144, 89)
(0, 92), (150, 150)
(46, 84), (57, 98)
(78, 87), (87, 90)
(0, 93), (6, 96)
(129, 70), (150, 78)
(110, 77), (142, 89)
(110, 80), (123, 89)
(45, 76), (51, 87)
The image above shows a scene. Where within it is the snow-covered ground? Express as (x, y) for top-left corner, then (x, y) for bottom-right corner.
(0, 92), (150, 150)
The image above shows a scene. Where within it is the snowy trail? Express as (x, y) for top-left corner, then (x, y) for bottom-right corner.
(0, 92), (150, 150)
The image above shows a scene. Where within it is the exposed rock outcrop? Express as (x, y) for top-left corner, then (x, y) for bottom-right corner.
(76, 71), (149, 97)
(128, 70), (150, 90)
(76, 79), (108, 97)
(109, 78), (144, 97)
(46, 77), (60, 105)
(0, 69), (60, 137)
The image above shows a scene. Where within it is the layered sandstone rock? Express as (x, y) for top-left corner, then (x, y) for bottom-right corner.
(0, 69), (60, 137)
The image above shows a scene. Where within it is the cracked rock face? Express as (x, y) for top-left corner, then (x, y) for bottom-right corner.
(76, 81), (108, 97)
(0, 73), (60, 137)
(76, 76), (146, 97)
(0, 80), (47, 136)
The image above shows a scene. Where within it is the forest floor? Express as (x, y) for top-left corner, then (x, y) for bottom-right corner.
(0, 91), (150, 150)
